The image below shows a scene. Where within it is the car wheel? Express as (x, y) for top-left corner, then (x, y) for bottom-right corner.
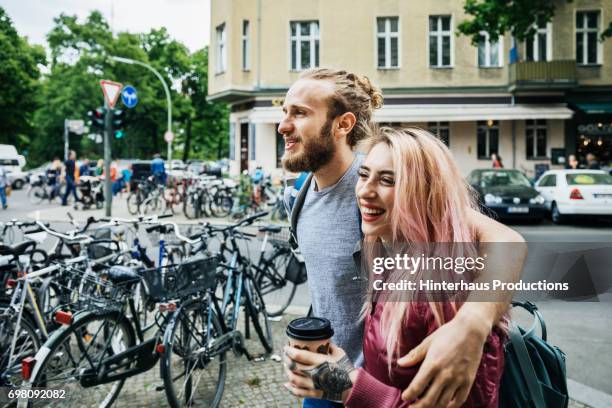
(12, 179), (24, 190)
(551, 203), (564, 224)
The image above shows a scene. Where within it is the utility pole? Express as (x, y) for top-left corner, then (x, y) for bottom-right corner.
(103, 102), (113, 216)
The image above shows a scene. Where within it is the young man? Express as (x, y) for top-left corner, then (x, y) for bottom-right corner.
(280, 68), (526, 408)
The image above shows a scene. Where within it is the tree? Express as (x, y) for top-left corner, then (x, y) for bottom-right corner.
(457, 0), (612, 45)
(181, 48), (229, 161)
(0, 7), (45, 151)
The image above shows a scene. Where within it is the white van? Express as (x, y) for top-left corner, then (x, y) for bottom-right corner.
(0, 144), (27, 189)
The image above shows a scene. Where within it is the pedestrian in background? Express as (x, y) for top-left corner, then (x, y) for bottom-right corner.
(0, 164), (9, 209)
(95, 159), (104, 176)
(62, 150), (79, 206)
(79, 158), (91, 176)
(491, 153), (504, 168)
(47, 158), (62, 199)
(586, 153), (600, 170)
(151, 153), (167, 185)
(565, 154), (580, 170)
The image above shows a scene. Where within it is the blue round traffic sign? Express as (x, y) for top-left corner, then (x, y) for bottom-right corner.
(121, 85), (138, 108)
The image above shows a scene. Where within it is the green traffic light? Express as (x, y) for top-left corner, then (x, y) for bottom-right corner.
(114, 130), (124, 139)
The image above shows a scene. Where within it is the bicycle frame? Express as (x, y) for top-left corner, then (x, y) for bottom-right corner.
(4, 263), (59, 378)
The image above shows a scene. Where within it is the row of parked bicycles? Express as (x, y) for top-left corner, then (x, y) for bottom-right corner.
(0, 211), (306, 407)
(127, 174), (287, 222)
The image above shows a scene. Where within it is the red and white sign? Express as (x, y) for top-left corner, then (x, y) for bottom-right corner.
(100, 80), (123, 109)
(164, 131), (174, 143)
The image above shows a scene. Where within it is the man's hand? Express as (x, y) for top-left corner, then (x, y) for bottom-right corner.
(397, 310), (492, 408)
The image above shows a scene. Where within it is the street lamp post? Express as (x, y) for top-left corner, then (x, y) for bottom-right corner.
(110, 56), (173, 161)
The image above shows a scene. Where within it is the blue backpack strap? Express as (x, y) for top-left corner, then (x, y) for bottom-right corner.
(289, 171), (310, 211)
(288, 172), (312, 249)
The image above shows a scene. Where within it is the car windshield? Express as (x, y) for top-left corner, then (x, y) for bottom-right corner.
(479, 171), (531, 188)
(566, 173), (612, 185)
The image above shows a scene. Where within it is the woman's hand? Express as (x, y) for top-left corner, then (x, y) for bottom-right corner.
(283, 343), (357, 403)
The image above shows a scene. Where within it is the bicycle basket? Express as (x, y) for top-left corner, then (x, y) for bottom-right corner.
(87, 242), (114, 260)
(140, 254), (220, 302)
(263, 226), (292, 249)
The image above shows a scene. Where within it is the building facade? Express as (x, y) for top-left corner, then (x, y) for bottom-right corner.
(209, 0), (612, 178)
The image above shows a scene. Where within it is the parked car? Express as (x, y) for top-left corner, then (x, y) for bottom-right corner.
(0, 144), (27, 189)
(535, 169), (612, 224)
(468, 169), (547, 223)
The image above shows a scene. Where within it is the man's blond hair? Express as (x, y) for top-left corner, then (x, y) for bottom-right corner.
(299, 68), (383, 148)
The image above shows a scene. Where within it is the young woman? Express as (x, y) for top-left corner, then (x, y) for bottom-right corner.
(284, 127), (506, 407)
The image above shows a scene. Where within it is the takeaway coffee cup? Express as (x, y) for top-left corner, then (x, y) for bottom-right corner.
(286, 317), (334, 355)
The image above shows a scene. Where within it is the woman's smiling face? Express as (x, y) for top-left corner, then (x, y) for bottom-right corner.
(356, 142), (395, 241)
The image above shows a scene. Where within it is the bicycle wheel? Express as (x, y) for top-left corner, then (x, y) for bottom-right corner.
(160, 299), (226, 408)
(28, 186), (46, 205)
(126, 192), (140, 215)
(257, 249), (297, 317)
(210, 191), (233, 218)
(27, 310), (136, 407)
(183, 192), (199, 219)
(243, 275), (273, 355)
(0, 307), (40, 387)
(143, 195), (164, 215)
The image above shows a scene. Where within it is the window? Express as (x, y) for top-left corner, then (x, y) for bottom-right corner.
(526, 23), (551, 61)
(428, 122), (450, 146)
(242, 20), (250, 70)
(477, 121), (499, 159)
(576, 11), (600, 65)
(538, 174), (556, 187)
(249, 123), (256, 160)
(290, 21), (319, 71)
(429, 16), (452, 67)
(526, 120), (547, 159)
(215, 23), (226, 73)
(276, 125), (284, 168)
(377, 17), (399, 68)
(478, 32), (503, 67)
(229, 123), (236, 160)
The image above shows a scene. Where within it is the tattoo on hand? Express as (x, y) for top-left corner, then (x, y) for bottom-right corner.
(304, 355), (355, 401)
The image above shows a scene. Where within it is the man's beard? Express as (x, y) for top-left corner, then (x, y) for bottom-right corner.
(282, 119), (336, 173)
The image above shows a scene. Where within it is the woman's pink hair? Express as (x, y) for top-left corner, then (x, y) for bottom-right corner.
(362, 127), (480, 371)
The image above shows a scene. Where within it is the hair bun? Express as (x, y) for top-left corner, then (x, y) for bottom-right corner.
(356, 75), (383, 109)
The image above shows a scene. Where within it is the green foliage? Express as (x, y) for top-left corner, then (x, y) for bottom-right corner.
(0, 7), (45, 151)
(1, 8), (228, 166)
(457, 0), (611, 45)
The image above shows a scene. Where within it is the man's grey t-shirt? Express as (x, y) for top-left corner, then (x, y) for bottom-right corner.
(285, 156), (365, 366)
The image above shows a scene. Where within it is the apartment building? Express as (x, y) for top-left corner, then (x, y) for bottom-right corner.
(208, 0), (612, 178)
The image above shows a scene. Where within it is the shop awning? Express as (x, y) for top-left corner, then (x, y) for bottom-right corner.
(248, 104), (574, 124)
(573, 103), (612, 114)
(373, 104), (574, 122)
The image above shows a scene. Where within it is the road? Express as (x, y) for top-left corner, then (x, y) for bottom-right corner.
(2, 188), (611, 402)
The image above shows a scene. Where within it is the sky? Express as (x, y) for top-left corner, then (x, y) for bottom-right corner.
(2, 0), (211, 52)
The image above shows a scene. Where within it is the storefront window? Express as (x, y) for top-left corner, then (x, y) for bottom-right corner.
(477, 121), (499, 159)
(526, 119), (547, 159)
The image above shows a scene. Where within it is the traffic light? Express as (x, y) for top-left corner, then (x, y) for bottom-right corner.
(112, 109), (125, 139)
(87, 107), (105, 131)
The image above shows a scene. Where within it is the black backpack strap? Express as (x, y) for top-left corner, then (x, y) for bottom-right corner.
(288, 173), (313, 250)
(508, 322), (546, 408)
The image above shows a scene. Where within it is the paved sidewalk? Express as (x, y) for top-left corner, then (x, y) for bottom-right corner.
(115, 314), (302, 408)
(112, 311), (590, 408)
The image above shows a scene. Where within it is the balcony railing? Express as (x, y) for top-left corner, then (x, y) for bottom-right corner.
(509, 60), (578, 91)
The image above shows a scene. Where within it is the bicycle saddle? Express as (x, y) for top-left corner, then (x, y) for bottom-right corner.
(258, 225), (282, 234)
(0, 241), (36, 258)
(105, 265), (142, 284)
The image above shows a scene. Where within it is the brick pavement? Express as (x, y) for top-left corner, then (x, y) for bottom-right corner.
(115, 314), (302, 408)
